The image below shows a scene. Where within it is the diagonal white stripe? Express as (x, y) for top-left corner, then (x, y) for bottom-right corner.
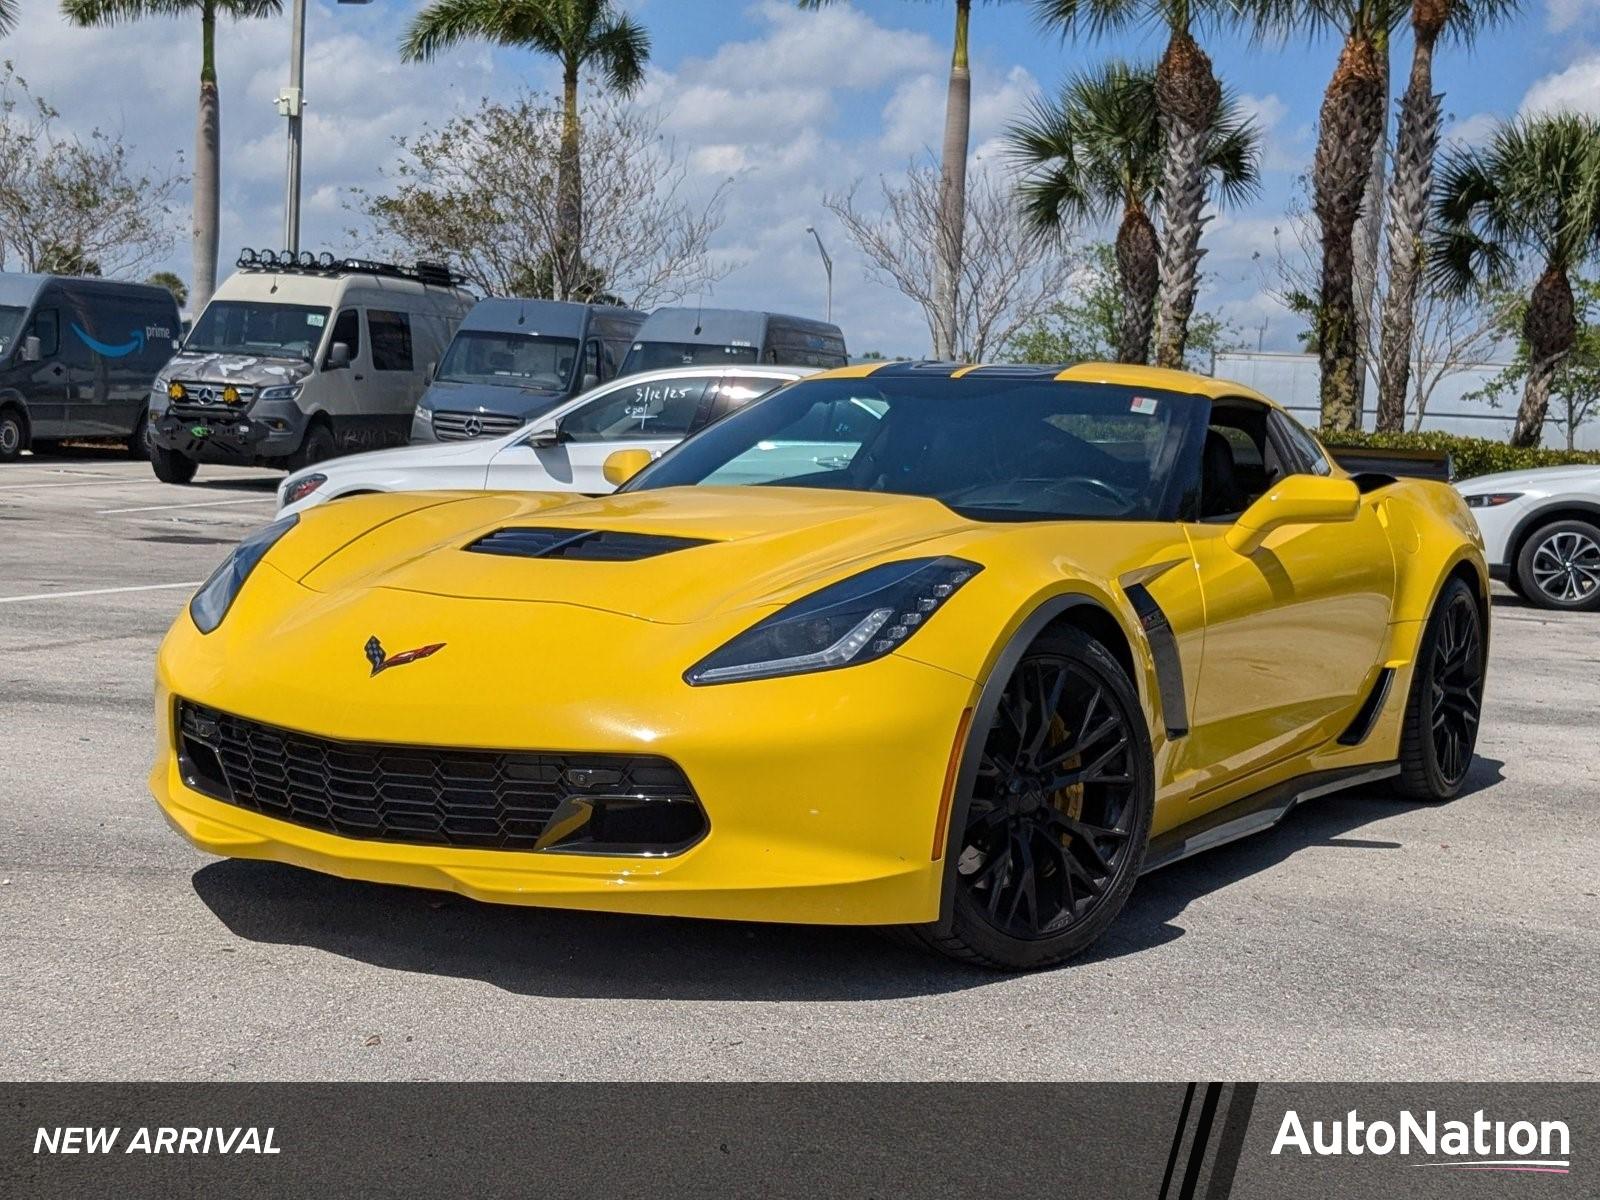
(0, 581), (202, 604)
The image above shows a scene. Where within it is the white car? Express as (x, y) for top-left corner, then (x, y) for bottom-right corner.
(1456, 464), (1600, 611)
(277, 364), (814, 516)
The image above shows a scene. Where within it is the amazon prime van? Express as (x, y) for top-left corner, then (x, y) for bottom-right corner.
(618, 308), (847, 375)
(147, 251), (474, 483)
(0, 273), (181, 462)
(411, 298), (646, 442)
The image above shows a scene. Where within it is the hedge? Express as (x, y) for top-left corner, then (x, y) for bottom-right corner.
(1318, 429), (1600, 482)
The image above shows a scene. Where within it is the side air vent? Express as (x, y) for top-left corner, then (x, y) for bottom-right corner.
(466, 527), (713, 562)
(1337, 666), (1396, 746)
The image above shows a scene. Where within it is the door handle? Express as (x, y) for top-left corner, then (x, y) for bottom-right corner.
(50, 364), (64, 377)
(354, 373), (365, 381)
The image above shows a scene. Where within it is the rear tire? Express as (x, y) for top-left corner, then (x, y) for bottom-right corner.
(908, 626), (1154, 971)
(127, 411), (153, 461)
(1396, 577), (1485, 802)
(150, 444), (198, 485)
(1514, 519), (1600, 612)
(0, 407), (24, 462)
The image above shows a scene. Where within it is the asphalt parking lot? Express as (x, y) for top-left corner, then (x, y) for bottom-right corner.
(2, 450), (1596, 1082)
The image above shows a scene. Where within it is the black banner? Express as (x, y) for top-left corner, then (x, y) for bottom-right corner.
(2, 1084), (1590, 1198)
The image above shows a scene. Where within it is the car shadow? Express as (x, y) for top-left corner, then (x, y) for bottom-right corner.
(191, 756), (1507, 1001)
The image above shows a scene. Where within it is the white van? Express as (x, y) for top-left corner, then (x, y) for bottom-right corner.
(147, 251), (474, 483)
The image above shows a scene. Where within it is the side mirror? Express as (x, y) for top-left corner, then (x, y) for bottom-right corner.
(20, 335), (41, 363)
(326, 342), (351, 369)
(603, 448), (653, 487)
(424, 361), (435, 385)
(524, 421), (561, 448)
(1225, 475), (1362, 555)
(581, 372), (600, 391)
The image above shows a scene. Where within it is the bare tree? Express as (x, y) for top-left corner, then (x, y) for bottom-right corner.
(352, 91), (734, 307)
(826, 159), (1077, 362)
(0, 62), (183, 277)
(1264, 188), (1504, 429)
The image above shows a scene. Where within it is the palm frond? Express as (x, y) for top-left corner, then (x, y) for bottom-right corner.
(1203, 90), (1262, 209)
(60, 0), (203, 27)
(402, 0), (561, 63)
(587, 10), (650, 95)
(0, 0), (17, 36)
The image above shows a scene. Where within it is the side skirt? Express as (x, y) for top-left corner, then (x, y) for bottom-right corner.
(1140, 763), (1400, 875)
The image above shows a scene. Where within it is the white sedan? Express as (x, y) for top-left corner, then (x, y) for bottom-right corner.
(277, 365), (814, 516)
(1456, 463), (1600, 610)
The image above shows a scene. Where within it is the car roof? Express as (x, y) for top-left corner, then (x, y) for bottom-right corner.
(460, 297), (648, 337)
(807, 359), (1287, 411)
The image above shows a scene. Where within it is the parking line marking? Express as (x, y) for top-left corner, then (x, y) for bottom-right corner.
(0, 479), (171, 491)
(97, 497), (276, 514)
(0, 581), (203, 604)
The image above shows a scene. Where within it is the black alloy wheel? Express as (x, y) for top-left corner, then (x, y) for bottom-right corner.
(1397, 578), (1485, 801)
(913, 626), (1153, 970)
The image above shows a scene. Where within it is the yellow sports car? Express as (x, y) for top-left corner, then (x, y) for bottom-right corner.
(152, 362), (1488, 970)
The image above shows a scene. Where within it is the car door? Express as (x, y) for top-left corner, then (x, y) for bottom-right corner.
(484, 375), (710, 493)
(315, 307), (364, 448)
(1181, 399), (1396, 787)
(19, 306), (69, 436)
(364, 307), (418, 448)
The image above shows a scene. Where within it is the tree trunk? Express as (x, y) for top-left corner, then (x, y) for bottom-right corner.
(1513, 264), (1576, 447)
(1314, 33), (1385, 432)
(932, 0), (971, 361)
(1351, 37), (1388, 414)
(1152, 29), (1220, 370)
(191, 3), (220, 315)
(1115, 204), (1159, 363)
(1375, 29), (1441, 433)
(555, 61), (584, 303)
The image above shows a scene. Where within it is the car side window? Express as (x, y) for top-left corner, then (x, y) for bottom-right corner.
(30, 309), (60, 357)
(560, 378), (710, 442)
(368, 309), (413, 372)
(699, 392), (885, 487)
(1270, 411), (1334, 476)
(701, 375), (788, 425)
(325, 308), (360, 368)
(583, 339), (603, 384)
(1199, 401), (1274, 521)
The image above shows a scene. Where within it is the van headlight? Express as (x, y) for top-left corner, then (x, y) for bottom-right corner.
(685, 557), (981, 685)
(257, 383), (302, 403)
(189, 515), (298, 634)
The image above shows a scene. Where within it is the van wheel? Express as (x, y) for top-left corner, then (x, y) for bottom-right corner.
(128, 412), (153, 461)
(151, 445), (197, 485)
(291, 422), (336, 471)
(0, 408), (24, 462)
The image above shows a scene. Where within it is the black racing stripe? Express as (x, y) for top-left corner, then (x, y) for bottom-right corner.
(1203, 1084), (1260, 1200)
(1159, 1083), (1198, 1200)
(1178, 1083), (1225, 1200)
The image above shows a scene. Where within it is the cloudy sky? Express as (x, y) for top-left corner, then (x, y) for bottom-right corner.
(4, 0), (1597, 356)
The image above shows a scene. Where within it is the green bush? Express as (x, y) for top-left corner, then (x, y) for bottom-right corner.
(1319, 429), (1600, 482)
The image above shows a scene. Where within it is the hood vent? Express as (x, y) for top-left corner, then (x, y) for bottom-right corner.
(466, 526), (713, 562)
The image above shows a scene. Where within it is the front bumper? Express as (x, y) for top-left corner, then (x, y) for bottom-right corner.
(151, 581), (978, 925)
(153, 398), (309, 464)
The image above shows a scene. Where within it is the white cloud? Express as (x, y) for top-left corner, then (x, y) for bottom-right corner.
(1443, 111), (1502, 147)
(1236, 92), (1306, 172)
(1520, 53), (1600, 118)
(1545, 0), (1600, 32)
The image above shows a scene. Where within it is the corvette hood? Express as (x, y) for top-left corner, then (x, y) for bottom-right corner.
(292, 486), (980, 625)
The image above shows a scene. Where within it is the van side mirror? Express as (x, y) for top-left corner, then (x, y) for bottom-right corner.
(326, 342), (351, 369)
(1225, 475), (1361, 555)
(581, 372), (599, 391)
(603, 448), (653, 487)
(20, 335), (41, 363)
(424, 361), (435, 385)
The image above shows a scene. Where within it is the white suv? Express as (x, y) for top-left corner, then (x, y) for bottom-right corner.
(278, 364), (813, 516)
(1457, 464), (1600, 610)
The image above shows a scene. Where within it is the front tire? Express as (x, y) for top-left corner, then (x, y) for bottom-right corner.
(1514, 519), (1600, 611)
(150, 444), (197, 484)
(128, 411), (153, 461)
(0, 408), (23, 462)
(290, 422), (336, 472)
(910, 627), (1154, 970)
(1396, 577), (1485, 801)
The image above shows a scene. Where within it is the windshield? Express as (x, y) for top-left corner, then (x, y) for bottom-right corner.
(622, 341), (759, 373)
(438, 330), (580, 390)
(0, 305), (25, 356)
(184, 301), (330, 361)
(626, 376), (1203, 522)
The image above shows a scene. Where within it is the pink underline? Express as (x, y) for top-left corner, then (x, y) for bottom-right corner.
(1447, 1166), (1569, 1174)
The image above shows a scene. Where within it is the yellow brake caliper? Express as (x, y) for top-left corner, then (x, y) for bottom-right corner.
(1047, 712), (1085, 839)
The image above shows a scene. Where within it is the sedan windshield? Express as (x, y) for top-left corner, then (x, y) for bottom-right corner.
(438, 330), (580, 390)
(627, 376), (1203, 522)
(0, 304), (26, 356)
(184, 301), (330, 361)
(621, 342), (759, 373)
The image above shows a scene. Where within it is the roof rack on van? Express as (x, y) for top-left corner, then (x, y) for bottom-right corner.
(233, 248), (464, 289)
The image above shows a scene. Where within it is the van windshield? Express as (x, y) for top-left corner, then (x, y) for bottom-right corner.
(622, 342), (759, 373)
(438, 330), (580, 390)
(0, 305), (25, 356)
(184, 301), (330, 361)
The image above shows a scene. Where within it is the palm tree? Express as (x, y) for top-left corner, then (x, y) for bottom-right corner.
(1033, 0), (1244, 370)
(1431, 113), (1600, 447)
(799, 2), (1015, 360)
(1008, 61), (1259, 363)
(1373, 0), (1518, 431)
(403, 0), (648, 302)
(61, 0), (282, 316)
(0, 0), (17, 36)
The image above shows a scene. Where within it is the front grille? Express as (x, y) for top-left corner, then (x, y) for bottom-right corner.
(167, 402), (247, 426)
(466, 527), (712, 562)
(172, 381), (258, 406)
(176, 701), (707, 855)
(431, 410), (525, 441)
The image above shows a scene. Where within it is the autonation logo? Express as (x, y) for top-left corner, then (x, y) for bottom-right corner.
(1272, 1108), (1571, 1174)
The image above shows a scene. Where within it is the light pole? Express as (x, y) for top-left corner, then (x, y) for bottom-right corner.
(280, 0), (372, 254)
(805, 225), (833, 323)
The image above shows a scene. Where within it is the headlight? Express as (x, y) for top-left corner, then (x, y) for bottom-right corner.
(258, 383), (301, 403)
(1464, 492), (1523, 508)
(189, 515), (298, 634)
(685, 556), (981, 685)
(280, 472), (326, 506)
